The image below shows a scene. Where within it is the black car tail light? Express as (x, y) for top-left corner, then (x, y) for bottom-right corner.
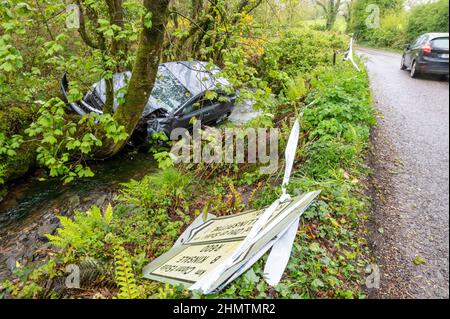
(422, 42), (432, 55)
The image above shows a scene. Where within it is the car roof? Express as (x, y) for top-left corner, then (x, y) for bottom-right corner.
(162, 61), (229, 96)
(89, 61), (230, 115)
(424, 33), (449, 40)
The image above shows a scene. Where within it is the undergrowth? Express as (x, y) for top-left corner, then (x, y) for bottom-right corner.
(0, 32), (375, 300)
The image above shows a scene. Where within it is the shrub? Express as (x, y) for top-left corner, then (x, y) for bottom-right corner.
(117, 168), (191, 211)
(406, 0), (449, 43)
(350, 0), (449, 49)
(349, 0), (404, 42)
(370, 11), (407, 49)
(302, 64), (375, 179)
(47, 205), (114, 254)
(257, 29), (347, 93)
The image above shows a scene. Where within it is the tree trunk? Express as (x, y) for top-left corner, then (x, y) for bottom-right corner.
(317, 0), (341, 30)
(101, 0), (171, 157)
(106, 0), (126, 55)
(104, 0), (127, 114)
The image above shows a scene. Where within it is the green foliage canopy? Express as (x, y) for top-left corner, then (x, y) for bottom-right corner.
(406, 0), (449, 43)
(349, 0), (404, 41)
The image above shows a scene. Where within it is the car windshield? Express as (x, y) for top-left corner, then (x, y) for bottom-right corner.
(151, 65), (192, 112)
(432, 38), (449, 50)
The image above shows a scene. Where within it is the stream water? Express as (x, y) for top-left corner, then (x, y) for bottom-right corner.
(0, 150), (158, 279)
(0, 152), (156, 233)
(0, 104), (256, 279)
(0, 102), (257, 234)
(0, 150), (157, 233)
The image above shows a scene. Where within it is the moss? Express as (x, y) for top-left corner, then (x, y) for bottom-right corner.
(0, 110), (7, 133)
(1, 103), (36, 184)
(3, 141), (37, 182)
(0, 104), (34, 136)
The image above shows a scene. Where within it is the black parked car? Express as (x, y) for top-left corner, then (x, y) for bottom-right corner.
(401, 33), (449, 78)
(61, 61), (236, 140)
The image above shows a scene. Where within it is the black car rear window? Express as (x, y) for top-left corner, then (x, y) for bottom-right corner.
(431, 38), (449, 50)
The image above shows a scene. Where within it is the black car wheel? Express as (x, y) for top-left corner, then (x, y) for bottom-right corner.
(401, 56), (407, 70)
(410, 60), (419, 78)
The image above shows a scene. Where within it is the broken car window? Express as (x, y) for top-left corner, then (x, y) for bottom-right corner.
(152, 66), (192, 112)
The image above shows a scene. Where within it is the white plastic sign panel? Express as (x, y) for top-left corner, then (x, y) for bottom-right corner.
(142, 191), (320, 292)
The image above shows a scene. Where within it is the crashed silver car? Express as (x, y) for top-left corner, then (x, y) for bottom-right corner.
(61, 61), (236, 140)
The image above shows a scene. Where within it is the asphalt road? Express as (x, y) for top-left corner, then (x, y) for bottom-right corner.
(357, 47), (449, 299)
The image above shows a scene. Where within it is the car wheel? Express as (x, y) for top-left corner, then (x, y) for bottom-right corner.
(410, 60), (419, 78)
(400, 56), (407, 70)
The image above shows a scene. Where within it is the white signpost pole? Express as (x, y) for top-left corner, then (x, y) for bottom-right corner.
(345, 37), (361, 72)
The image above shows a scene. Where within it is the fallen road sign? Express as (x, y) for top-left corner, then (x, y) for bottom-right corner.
(143, 119), (320, 293)
(143, 190), (320, 294)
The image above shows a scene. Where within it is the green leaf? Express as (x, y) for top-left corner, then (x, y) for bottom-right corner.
(311, 278), (325, 290)
(0, 62), (14, 72)
(243, 269), (259, 284)
(309, 242), (322, 253)
(144, 11), (153, 29)
(43, 135), (58, 145)
(413, 255), (426, 266)
(7, 149), (16, 156)
(104, 204), (114, 224)
(204, 90), (218, 101)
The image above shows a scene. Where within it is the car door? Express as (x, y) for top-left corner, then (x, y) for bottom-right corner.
(197, 94), (226, 125)
(405, 35), (423, 66)
(172, 97), (205, 130)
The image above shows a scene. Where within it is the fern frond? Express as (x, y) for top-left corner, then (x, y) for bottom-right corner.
(113, 245), (140, 299)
